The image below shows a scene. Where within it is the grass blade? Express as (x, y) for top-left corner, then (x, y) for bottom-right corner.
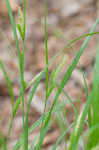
(8, 97), (21, 137)
(52, 123), (73, 150)
(23, 71), (44, 150)
(85, 42), (99, 150)
(23, 0), (26, 40)
(68, 19), (99, 150)
(0, 60), (14, 106)
(36, 18), (99, 150)
(6, 0), (20, 58)
(44, 0), (49, 112)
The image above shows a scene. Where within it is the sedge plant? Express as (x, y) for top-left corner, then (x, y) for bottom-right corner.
(0, 0), (99, 150)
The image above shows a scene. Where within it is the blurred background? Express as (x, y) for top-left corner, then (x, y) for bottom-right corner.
(0, 0), (99, 149)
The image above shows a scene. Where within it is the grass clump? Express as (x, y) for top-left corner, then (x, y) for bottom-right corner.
(0, 0), (99, 150)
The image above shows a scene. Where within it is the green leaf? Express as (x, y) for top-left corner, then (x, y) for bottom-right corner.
(0, 60), (14, 106)
(6, 0), (20, 58)
(85, 42), (99, 150)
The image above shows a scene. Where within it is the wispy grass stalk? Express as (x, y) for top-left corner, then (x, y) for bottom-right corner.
(5, 0), (20, 58)
(44, 0), (49, 112)
(5, 0), (26, 149)
(0, 60), (14, 106)
(85, 42), (99, 150)
(3, 1), (99, 149)
(68, 18), (99, 150)
(35, 18), (99, 150)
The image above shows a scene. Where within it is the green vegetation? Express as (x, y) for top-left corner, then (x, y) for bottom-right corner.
(0, 0), (99, 150)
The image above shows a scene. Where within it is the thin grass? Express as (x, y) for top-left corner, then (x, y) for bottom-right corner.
(51, 25), (89, 100)
(5, 0), (26, 149)
(0, 60), (14, 106)
(68, 19), (99, 150)
(8, 97), (21, 137)
(44, 0), (49, 112)
(85, 42), (99, 150)
(0, 130), (7, 150)
(5, 0), (20, 58)
(35, 18), (99, 150)
(3, 0), (99, 150)
(52, 123), (73, 150)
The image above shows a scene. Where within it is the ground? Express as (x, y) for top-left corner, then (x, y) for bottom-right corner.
(0, 0), (98, 149)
